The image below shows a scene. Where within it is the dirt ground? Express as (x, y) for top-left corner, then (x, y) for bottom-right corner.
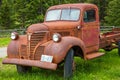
(0, 47), (7, 58)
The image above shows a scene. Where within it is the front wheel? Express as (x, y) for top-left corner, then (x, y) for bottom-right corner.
(16, 65), (32, 73)
(64, 48), (74, 79)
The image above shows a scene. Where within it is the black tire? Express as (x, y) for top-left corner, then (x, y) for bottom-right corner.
(104, 46), (112, 51)
(104, 48), (112, 51)
(16, 65), (32, 73)
(64, 48), (74, 79)
(118, 41), (120, 56)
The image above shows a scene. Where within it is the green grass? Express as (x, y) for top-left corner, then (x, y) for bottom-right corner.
(1, 49), (120, 80)
(0, 38), (11, 47)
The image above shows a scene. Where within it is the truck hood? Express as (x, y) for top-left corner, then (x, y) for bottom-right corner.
(27, 23), (48, 33)
(43, 21), (79, 30)
(27, 21), (79, 33)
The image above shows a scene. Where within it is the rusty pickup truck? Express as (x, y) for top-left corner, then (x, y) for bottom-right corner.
(2, 3), (120, 78)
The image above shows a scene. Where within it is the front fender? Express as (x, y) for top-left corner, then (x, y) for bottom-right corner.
(43, 37), (86, 64)
(7, 35), (27, 58)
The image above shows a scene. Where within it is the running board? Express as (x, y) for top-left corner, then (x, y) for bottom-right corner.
(86, 52), (105, 60)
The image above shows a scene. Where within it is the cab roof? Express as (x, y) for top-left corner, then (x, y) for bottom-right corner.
(48, 3), (98, 10)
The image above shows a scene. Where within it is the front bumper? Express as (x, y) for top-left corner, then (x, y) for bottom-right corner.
(2, 58), (57, 70)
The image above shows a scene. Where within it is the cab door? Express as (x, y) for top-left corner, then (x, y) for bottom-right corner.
(81, 8), (100, 53)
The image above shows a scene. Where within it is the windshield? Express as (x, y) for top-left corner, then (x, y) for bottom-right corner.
(45, 9), (80, 21)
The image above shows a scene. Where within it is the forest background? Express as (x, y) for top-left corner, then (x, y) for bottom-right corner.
(0, 0), (119, 29)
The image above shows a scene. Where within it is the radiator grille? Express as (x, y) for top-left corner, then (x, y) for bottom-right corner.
(34, 46), (45, 60)
(29, 32), (46, 59)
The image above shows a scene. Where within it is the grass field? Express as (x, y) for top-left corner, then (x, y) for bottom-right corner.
(1, 49), (120, 80)
(0, 38), (10, 47)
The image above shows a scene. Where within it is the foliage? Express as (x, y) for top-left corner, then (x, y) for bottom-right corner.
(0, 0), (119, 29)
(1, 49), (120, 80)
(104, 0), (120, 26)
(0, 0), (13, 29)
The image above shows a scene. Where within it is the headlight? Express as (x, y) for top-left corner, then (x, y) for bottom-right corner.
(52, 33), (61, 42)
(11, 32), (19, 40)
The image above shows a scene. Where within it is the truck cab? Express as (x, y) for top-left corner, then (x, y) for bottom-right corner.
(43, 3), (100, 54)
(3, 3), (105, 78)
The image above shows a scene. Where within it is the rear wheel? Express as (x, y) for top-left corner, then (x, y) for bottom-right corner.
(118, 41), (120, 56)
(104, 46), (112, 51)
(64, 48), (74, 79)
(16, 65), (32, 73)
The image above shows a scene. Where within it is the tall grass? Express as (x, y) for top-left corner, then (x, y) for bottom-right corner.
(1, 49), (120, 80)
(0, 38), (10, 47)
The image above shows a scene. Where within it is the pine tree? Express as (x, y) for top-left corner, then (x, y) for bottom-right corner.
(0, 0), (113, 29)
(0, 0), (13, 29)
(105, 0), (120, 26)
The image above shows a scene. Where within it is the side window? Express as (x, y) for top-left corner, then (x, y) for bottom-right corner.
(84, 9), (96, 22)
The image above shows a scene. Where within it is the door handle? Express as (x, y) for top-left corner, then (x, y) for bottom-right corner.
(76, 26), (81, 30)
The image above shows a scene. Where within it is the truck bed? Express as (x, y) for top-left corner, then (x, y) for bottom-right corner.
(100, 28), (120, 49)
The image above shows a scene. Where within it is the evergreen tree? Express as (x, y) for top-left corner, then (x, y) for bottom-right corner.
(13, 0), (30, 28)
(13, 0), (45, 28)
(105, 0), (120, 26)
(0, 0), (13, 29)
(0, 0), (114, 29)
